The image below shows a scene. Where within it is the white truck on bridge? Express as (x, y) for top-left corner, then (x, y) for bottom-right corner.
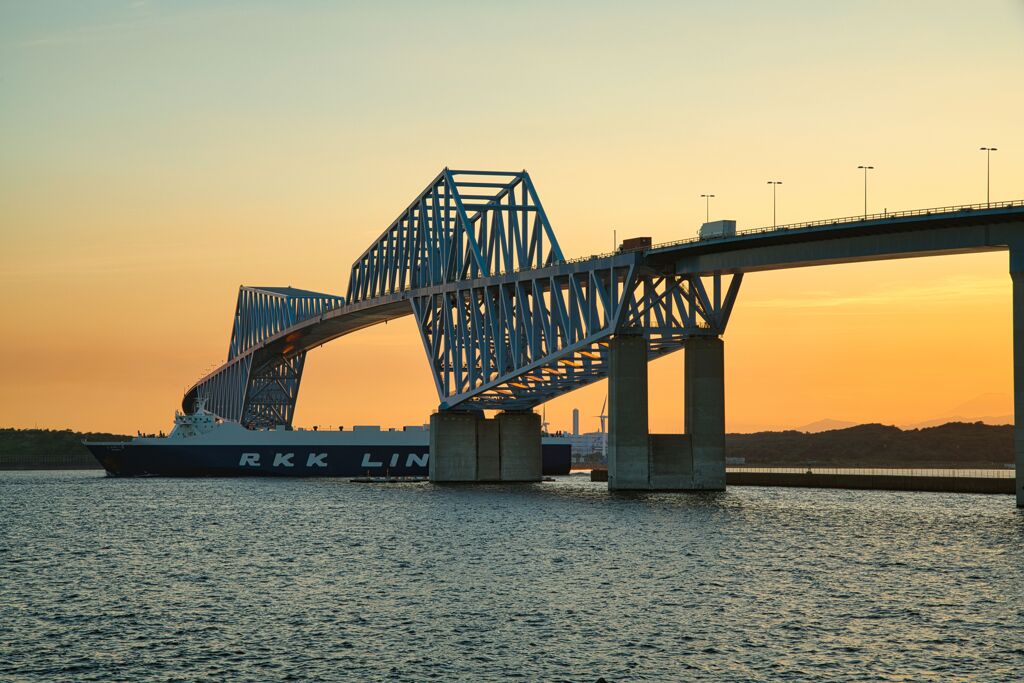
(699, 219), (737, 240)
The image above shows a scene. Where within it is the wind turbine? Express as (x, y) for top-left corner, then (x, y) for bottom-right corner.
(596, 395), (609, 460)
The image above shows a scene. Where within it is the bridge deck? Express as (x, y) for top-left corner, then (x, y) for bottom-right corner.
(650, 200), (1024, 274)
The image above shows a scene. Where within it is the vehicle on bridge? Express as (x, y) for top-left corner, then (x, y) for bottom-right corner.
(698, 219), (737, 239)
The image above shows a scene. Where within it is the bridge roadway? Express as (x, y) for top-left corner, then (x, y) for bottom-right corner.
(182, 169), (1024, 504)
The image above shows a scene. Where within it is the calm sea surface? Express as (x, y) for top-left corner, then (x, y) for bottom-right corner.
(2, 471), (1023, 682)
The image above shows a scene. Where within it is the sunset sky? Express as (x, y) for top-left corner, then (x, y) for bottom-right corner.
(2, 1), (1023, 434)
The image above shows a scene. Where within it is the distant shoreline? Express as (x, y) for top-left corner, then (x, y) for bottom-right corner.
(0, 421), (1013, 471)
(725, 421), (1012, 469)
(0, 453), (102, 470)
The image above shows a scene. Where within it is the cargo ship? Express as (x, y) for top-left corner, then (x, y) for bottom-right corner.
(84, 400), (571, 477)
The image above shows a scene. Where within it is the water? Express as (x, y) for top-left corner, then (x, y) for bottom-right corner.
(2, 471), (1023, 682)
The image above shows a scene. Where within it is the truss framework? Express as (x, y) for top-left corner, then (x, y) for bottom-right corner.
(184, 170), (744, 426)
(346, 169), (563, 302)
(241, 354), (306, 429)
(191, 354), (252, 424)
(412, 259), (742, 410)
(189, 286), (344, 427)
(228, 286), (346, 359)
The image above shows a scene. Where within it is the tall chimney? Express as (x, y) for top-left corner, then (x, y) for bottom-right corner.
(572, 408), (580, 436)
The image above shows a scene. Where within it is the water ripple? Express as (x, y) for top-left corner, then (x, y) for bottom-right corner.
(1, 472), (1023, 681)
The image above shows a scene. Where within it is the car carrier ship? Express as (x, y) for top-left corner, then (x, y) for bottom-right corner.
(84, 399), (572, 477)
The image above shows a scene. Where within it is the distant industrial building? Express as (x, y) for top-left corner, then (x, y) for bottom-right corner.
(562, 403), (606, 465)
(568, 432), (606, 465)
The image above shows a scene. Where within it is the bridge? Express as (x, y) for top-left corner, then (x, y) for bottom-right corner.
(183, 168), (1024, 505)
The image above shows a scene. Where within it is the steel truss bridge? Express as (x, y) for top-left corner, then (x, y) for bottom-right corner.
(184, 169), (1024, 500)
(186, 169), (748, 427)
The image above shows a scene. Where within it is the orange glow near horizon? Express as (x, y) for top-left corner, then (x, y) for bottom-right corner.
(1, 2), (1022, 434)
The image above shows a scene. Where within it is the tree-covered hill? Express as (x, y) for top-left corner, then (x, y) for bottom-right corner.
(726, 421), (1012, 468)
(0, 427), (130, 455)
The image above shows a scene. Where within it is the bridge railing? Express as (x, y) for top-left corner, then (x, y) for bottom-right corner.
(726, 466), (1015, 478)
(651, 199), (1024, 252)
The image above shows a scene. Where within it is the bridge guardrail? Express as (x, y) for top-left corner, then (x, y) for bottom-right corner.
(650, 199), (1024, 252)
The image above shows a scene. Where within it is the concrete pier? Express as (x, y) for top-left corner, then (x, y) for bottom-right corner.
(607, 334), (651, 489)
(477, 417), (501, 481)
(607, 334), (726, 491)
(1012, 248), (1024, 507)
(429, 411), (481, 482)
(497, 411), (542, 481)
(428, 410), (541, 483)
(684, 336), (727, 490)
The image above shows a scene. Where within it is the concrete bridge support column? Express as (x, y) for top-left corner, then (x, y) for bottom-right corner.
(684, 336), (727, 490)
(428, 410), (541, 483)
(429, 411), (483, 482)
(1012, 249), (1024, 507)
(607, 334), (726, 491)
(477, 417), (501, 481)
(497, 411), (542, 482)
(607, 334), (651, 490)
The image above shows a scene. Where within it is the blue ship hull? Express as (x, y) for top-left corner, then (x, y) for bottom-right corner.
(85, 442), (572, 478)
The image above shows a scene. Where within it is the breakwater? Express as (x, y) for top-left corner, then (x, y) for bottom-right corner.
(6, 456), (1016, 495)
(582, 467), (1015, 494)
(0, 453), (100, 470)
(725, 468), (1013, 494)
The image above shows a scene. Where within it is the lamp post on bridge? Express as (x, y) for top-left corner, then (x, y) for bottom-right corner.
(980, 147), (997, 207)
(767, 181), (782, 228)
(700, 194), (715, 223)
(857, 165), (874, 217)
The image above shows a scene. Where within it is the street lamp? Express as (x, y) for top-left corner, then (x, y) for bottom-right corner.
(980, 147), (998, 207)
(767, 181), (782, 228)
(857, 165), (874, 217)
(700, 194), (715, 223)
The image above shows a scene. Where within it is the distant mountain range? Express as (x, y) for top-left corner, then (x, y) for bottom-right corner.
(796, 419), (859, 433)
(797, 415), (1012, 433)
(791, 393), (1012, 433)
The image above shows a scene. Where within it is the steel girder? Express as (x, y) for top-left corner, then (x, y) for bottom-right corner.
(346, 169), (564, 303)
(411, 254), (743, 411)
